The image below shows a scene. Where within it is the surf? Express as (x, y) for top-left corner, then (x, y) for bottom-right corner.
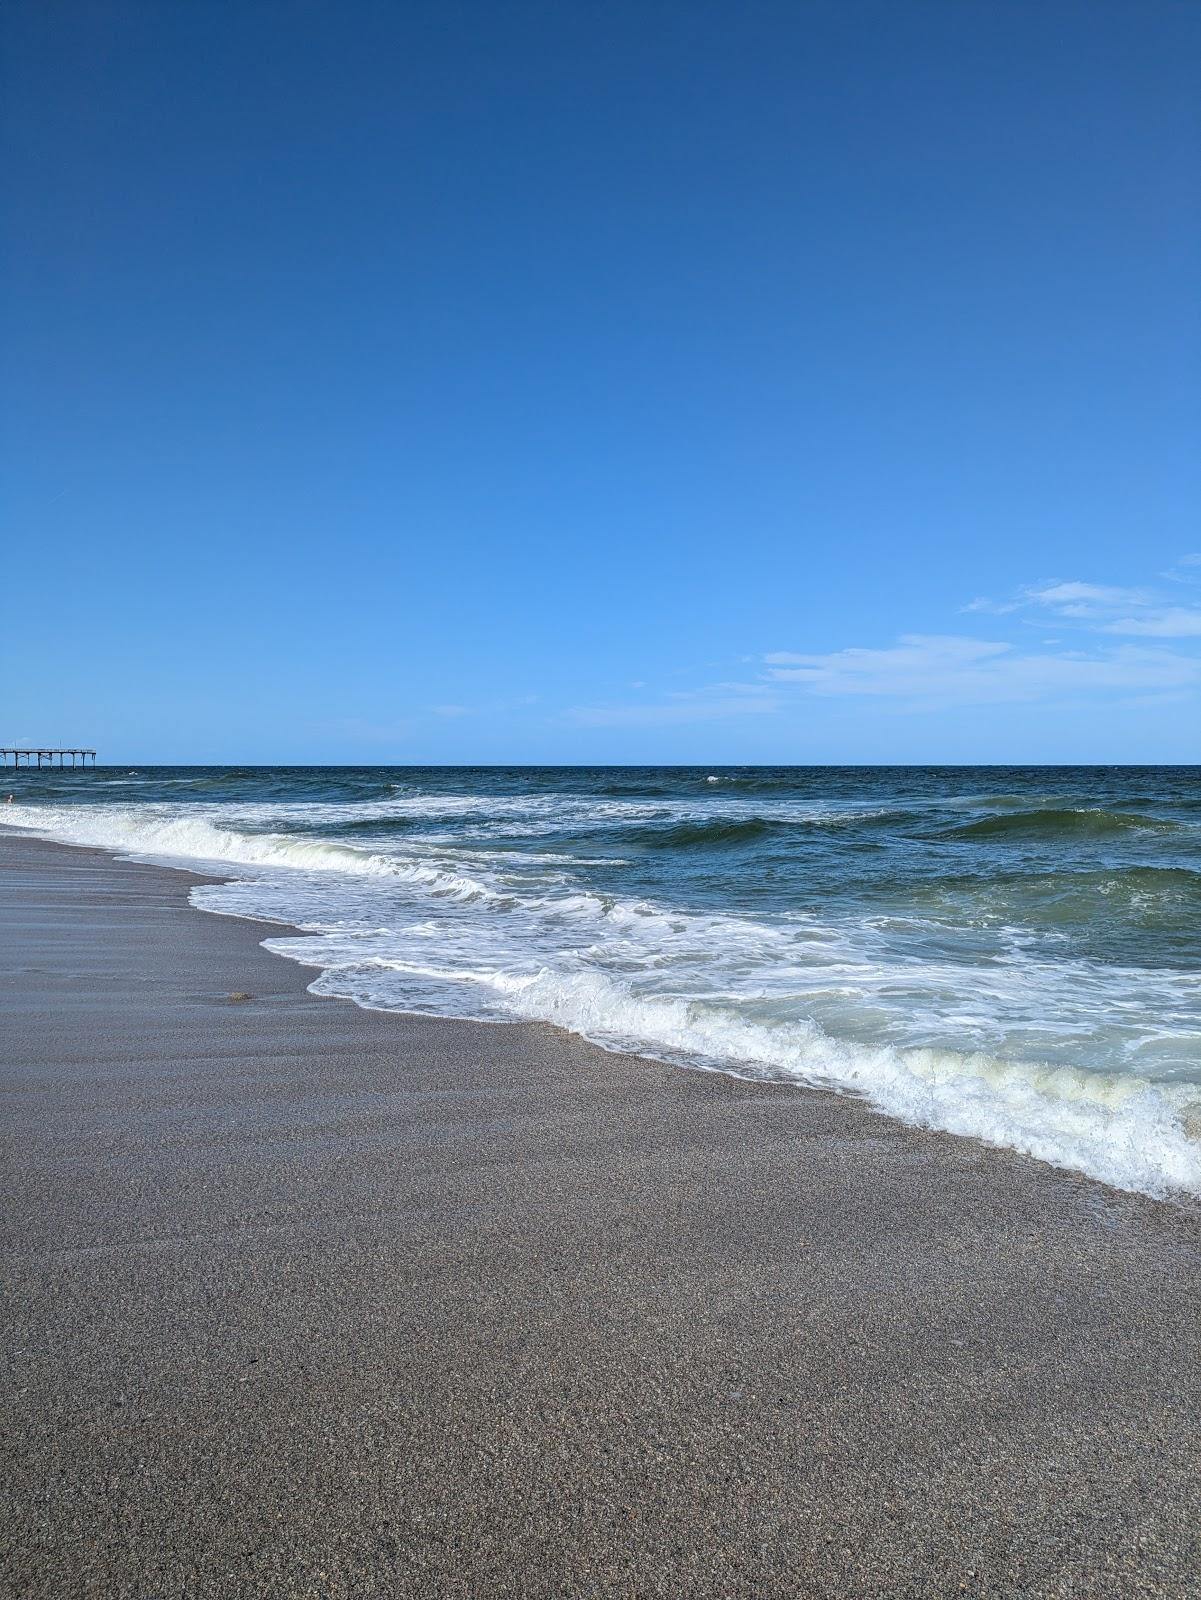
(7, 763), (1200, 1200)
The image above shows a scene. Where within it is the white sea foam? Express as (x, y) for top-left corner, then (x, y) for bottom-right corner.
(5, 804), (505, 901)
(8, 797), (1201, 1199)
(239, 938), (1199, 1196)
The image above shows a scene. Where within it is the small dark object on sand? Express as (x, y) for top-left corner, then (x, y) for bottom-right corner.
(228, 991), (253, 1003)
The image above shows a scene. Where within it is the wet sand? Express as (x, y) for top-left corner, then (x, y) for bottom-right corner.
(2, 830), (1200, 1598)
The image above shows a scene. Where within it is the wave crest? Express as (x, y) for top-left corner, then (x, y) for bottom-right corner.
(944, 808), (1178, 841)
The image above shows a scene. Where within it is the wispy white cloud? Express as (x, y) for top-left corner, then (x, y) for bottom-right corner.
(1164, 553), (1201, 584)
(431, 704), (473, 717)
(765, 634), (1199, 705)
(693, 680), (777, 697)
(572, 561), (1200, 728)
(767, 636), (1005, 693)
(964, 573), (1201, 637)
(1025, 581), (1153, 615)
(569, 685), (779, 727)
(1101, 609), (1201, 638)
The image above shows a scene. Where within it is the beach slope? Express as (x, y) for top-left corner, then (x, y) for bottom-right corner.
(2, 832), (1199, 1598)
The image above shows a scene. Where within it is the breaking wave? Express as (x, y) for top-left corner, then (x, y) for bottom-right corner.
(289, 955), (1201, 1198)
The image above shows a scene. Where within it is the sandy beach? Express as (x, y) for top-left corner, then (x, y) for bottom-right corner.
(2, 829), (1200, 1599)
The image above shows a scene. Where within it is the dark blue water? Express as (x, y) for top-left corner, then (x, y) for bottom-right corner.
(8, 765), (1200, 1195)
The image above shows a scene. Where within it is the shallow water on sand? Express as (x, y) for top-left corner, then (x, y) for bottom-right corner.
(8, 764), (1201, 1196)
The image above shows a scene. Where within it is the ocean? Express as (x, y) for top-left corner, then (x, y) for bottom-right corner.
(6, 764), (1200, 1198)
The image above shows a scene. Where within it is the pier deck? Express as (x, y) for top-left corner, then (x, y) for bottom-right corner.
(1, 749), (96, 769)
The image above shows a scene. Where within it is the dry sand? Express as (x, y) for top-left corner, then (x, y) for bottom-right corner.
(2, 830), (1200, 1598)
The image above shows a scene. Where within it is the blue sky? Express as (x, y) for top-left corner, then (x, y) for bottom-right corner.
(3, 0), (1198, 763)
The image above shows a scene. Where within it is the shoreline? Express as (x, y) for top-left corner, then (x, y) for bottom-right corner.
(3, 829), (1200, 1596)
(8, 822), (1199, 1209)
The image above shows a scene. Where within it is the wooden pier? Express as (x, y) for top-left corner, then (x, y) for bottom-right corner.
(1, 748), (97, 769)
